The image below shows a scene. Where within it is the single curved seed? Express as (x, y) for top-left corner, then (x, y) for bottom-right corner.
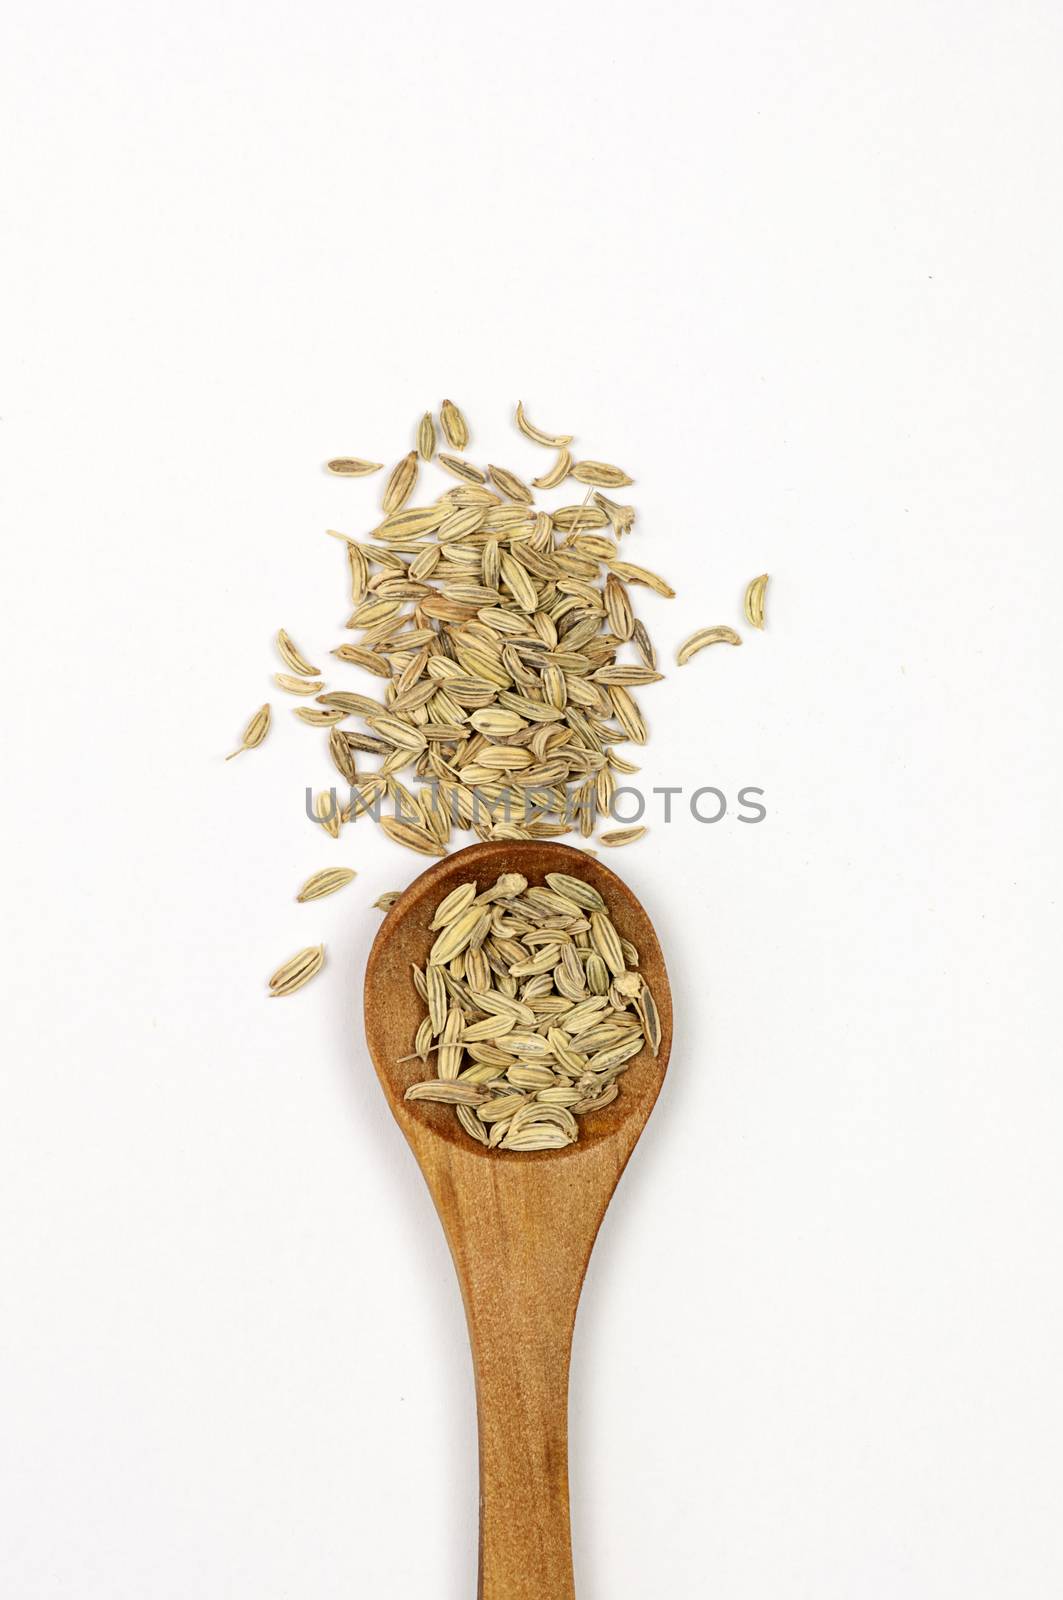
(469, 707), (526, 737)
(676, 625), (743, 665)
(294, 706), (347, 725)
(331, 645), (391, 676)
(380, 817), (446, 857)
(456, 1102), (490, 1144)
(500, 1124), (575, 1151)
(382, 450), (418, 513)
(637, 983), (662, 1057)
(745, 573), (769, 629)
(296, 867), (356, 902)
(417, 412), (436, 461)
(404, 1081), (487, 1106)
(328, 726), (358, 783)
(438, 506), (486, 543)
(313, 790), (342, 839)
(437, 453), (486, 483)
(607, 685), (648, 744)
(364, 713), (427, 752)
(600, 826), (648, 847)
(326, 457), (383, 476)
(531, 447), (573, 490)
(276, 630), (320, 677)
(373, 890), (401, 911)
(426, 965), (447, 1036)
(274, 673), (325, 696)
(632, 619), (657, 669)
(487, 464), (533, 504)
(592, 665), (664, 686)
(372, 504), (447, 540)
(429, 882), (479, 929)
(571, 460), (634, 488)
(514, 401), (573, 448)
(607, 560), (675, 598)
(604, 574), (634, 640)
(544, 873), (605, 911)
(590, 910), (625, 977)
(440, 398), (470, 450)
(551, 504), (609, 531)
(225, 703), (271, 760)
(268, 945), (325, 996)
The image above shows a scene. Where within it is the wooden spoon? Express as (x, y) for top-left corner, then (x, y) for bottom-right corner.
(365, 840), (672, 1600)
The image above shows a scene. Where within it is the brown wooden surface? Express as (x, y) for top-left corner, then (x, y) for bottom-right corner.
(364, 841), (673, 1600)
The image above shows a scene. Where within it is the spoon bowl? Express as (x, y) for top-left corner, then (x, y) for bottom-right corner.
(365, 840), (672, 1599)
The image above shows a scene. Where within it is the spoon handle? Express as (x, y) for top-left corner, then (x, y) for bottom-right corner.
(437, 1153), (611, 1600)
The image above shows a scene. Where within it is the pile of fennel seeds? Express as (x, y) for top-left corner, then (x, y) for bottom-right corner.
(316, 399), (674, 859)
(233, 399), (771, 996)
(404, 869), (662, 1151)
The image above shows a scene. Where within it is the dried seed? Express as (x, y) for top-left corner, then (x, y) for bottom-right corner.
(417, 412), (436, 461)
(426, 964), (447, 1035)
(437, 1006), (465, 1079)
(544, 872), (606, 911)
(382, 451), (418, 513)
(507, 1064), (557, 1090)
(364, 713), (428, 753)
(676, 625), (742, 665)
(593, 493), (636, 536)
(296, 867), (356, 902)
(440, 399), (469, 450)
(268, 945), (325, 997)
(429, 905), (488, 966)
(326, 457), (383, 476)
(468, 707), (527, 738)
(428, 881), (479, 929)
(632, 619), (657, 670)
(604, 574), (634, 641)
(373, 504), (446, 540)
(600, 826), (647, 847)
(607, 560), (675, 598)
(571, 460), (633, 488)
(551, 503), (609, 532)
(607, 685), (648, 745)
(404, 1080), (487, 1106)
(590, 910), (625, 977)
(456, 1102), (489, 1144)
(274, 673), (326, 696)
(329, 726), (359, 783)
(636, 983), (662, 1056)
(438, 506), (487, 543)
(225, 703), (271, 760)
(592, 665), (663, 686)
(317, 691), (384, 715)
(313, 789), (342, 839)
(373, 891), (401, 911)
(514, 401), (573, 448)
(380, 817), (446, 857)
(500, 1123), (575, 1151)
(744, 573), (769, 629)
(294, 706), (348, 726)
(437, 453), (486, 483)
(531, 447), (573, 490)
(276, 630), (320, 677)
(331, 644), (392, 676)
(488, 464), (533, 504)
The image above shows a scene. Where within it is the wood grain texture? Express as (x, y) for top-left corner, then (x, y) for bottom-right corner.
(365, 841), (672, 1599)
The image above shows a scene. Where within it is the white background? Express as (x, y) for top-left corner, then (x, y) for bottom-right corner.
(2, 2), (1061, 1595)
